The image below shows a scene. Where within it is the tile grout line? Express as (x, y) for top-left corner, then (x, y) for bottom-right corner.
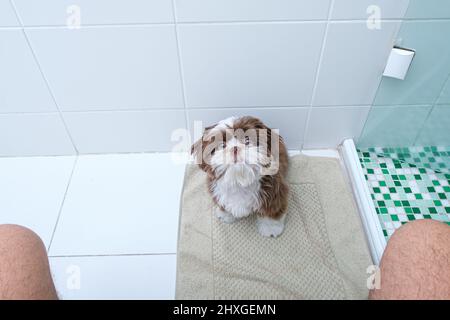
(20, 32), (80, 154)
(301, 0), (335, 149)
(9, 0), (79, 155)
(0, 149), (301, 160)
(403, 0), (412, 19)
(47, 156), (79, 253)
(0, 103), (436, 116)
(49, 252), (177, 258)
(171, 0), (190, 134)
(0, 103), (440, 117)
(7, 18), (450, 30)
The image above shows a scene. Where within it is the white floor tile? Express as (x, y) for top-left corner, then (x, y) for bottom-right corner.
(49, 153), (185, 256)
(0, 156), (75, 247)
(50, 254), (176, 300)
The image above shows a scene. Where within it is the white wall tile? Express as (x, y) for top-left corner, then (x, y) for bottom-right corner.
(331, 0), (410, 20)
(0, 113), (75, 156)
(26, 26), (183, 111)
(50, 255), (176, 299)
(13, 0), (174, 26)
(49, 153), (185, 256)
(0, 0), (19, 26)
(188, 107), (308, 149)
(304, 106), (371, 148)
(179, 23), (326, 108)
(0, 30), (56, 113)
(0, 156), (75, 248)
(313, 21), (400, 106)
(175, 0), (331, 22)
(63, 110), (186, 153)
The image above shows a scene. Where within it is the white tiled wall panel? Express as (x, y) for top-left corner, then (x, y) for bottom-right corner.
(0, 0), (19, 26)
(179, 23), (326, 108)
(313, 21), (400, 106)
(304, 106), (371, 148)
(188, 107), (308, 149)
(0, 30), (56, 113)
(0, 113), (75, 156)
(13, 0), (174, 26)
(174, 0), (331, 22)
(63, 110), (186, 153)
(0, 1), (419, 155)
(26, 26), (183, 111)
(331, 0), (410, 20)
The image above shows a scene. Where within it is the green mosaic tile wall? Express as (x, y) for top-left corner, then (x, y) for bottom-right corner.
(358, 147), (450, 239)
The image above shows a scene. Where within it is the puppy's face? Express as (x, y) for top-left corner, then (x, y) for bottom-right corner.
(192, 116), (282, 181)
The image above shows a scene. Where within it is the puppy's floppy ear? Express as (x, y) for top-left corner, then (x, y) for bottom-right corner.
(191, 124), (217, 171)
(191, 137), (204, 170)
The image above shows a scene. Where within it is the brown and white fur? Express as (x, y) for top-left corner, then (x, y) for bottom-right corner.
(191, 116), (289, 237)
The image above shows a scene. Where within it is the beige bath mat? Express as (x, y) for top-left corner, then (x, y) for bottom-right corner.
(176, 155), (372, 299)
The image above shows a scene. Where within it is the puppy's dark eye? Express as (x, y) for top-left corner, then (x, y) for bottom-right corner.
(244, 136), (250, 145)
(212, 141), (225, 155)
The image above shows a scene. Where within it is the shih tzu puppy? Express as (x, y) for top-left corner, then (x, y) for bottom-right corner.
(191, 116), (289, 237)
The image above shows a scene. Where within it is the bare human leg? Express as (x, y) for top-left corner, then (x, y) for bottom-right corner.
(0, 224), (57, 300)
(370, 220), (450, 300)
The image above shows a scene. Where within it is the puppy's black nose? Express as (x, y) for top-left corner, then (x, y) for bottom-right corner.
(233, 146), (239, 155)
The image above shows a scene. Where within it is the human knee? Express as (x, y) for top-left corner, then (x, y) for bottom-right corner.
(0, 224), (56, 300)
(370, 220), (450, 300)
(0, 224), (47, 258)
(389, 220), (450, 249)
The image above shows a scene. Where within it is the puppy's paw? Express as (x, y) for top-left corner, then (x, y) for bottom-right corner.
(257, 215), (285, 238)
(215, 208), (237, 224)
